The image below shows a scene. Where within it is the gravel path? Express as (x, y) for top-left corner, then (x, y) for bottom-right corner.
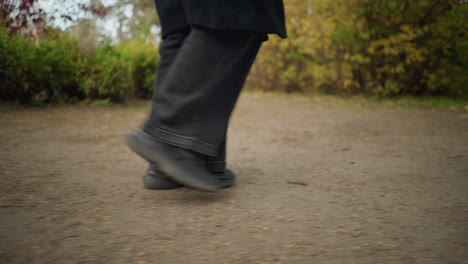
(1, 94), (467, 264)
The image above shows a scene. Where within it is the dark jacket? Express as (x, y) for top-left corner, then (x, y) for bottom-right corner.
(154, 0), (286, 39)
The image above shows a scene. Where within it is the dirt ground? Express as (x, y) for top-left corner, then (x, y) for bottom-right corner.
(0, 94), (467, 264)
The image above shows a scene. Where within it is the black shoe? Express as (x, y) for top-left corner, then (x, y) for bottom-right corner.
(143, 163), (236, 190)
(142, 165), (183, 190)
(126, 130), (222, 192)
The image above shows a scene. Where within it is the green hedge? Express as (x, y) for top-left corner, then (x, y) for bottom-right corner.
(0, 27), (159, 104)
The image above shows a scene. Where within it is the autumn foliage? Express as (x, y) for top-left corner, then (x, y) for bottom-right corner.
(248, 0), (468, 97)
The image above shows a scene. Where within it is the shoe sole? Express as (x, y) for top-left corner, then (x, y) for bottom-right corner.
(143, 170), (235, 190)
(126, 132), (220, 192)
(142, 174), (182, 190)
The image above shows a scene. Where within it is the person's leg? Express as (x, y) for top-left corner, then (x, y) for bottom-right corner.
(142, 28), (189, 190)
(153, 29), (190, 100)
(128, 26), (265, 192)
(144, 26), (265, 156)
(143, 28), (235, 190)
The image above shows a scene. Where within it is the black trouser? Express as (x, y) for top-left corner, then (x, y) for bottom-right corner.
(143, 25), (264, 172)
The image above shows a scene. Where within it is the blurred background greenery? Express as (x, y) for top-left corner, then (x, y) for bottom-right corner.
(1, 0), (467, 105)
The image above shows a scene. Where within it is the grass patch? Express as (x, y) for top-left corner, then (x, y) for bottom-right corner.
(374, 96), (468, 111)
(242, 90), (468, 111)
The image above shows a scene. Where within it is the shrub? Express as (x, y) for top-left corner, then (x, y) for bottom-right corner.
(0, 27), (85, 104)
(0, 27), (159, 104)
(123, 40), (159, 99)
(81, 40), (159, 103)
(81, 41), (133, 103)
(248, 0), (468, 97)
